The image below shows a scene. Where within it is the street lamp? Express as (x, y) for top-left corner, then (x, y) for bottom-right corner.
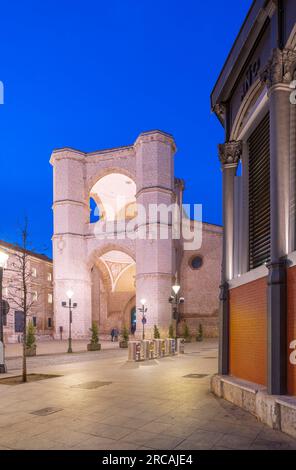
(138, 298), (147, 340)
(0, 250), (9, 373)
(61, 289), (77, 353)
(169, 283), (184, 336)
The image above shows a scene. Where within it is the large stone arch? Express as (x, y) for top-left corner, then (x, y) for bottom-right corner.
(51, 130), (177, 339)
(88, 244), (136, 335)
(87, 167), (137, 224)
(86, 166), (136, 199)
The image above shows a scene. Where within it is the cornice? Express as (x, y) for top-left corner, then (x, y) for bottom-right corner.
(134, 130), (176, 153)
(261, 48), (296, 88)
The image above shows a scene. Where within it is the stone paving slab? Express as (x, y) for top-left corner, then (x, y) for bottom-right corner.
(0, 340), (295, 450)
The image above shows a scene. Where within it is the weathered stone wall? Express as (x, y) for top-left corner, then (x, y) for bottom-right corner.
(179, 223), (222, 338)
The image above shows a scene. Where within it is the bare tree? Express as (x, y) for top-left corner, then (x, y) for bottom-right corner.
(6, 220), (38, 382)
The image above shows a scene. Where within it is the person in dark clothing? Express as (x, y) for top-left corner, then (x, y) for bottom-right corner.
(131, 323), (136, 336)
(114, 328), (119, 342)
(111, 328), (115, 342)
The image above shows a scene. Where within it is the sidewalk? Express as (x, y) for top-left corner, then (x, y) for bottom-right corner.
(0, 340), (295, 450)
(5, 339), (119, 358)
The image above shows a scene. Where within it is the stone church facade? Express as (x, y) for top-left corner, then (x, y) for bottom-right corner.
(50, 130), (222, 339)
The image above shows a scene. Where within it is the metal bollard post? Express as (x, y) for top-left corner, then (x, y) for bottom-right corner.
(135, 341), (142, 361)
(176, 338), (185, 354)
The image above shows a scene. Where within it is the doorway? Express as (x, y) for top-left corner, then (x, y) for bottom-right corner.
(130, 306), (136, 333)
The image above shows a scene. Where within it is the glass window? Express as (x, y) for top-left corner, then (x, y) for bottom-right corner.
(48, 293), (53, 304)
(48, 317), (52, 328)
(190, 255), (203, 270)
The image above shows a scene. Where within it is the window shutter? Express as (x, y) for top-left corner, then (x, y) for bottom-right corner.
(248, 113), (270, 270)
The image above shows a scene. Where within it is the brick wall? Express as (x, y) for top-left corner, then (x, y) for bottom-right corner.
(229, 277), (267, 386)
(287, 266), (296, 395)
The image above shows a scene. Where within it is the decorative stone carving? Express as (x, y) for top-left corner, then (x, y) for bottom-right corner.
(218, 141), (242, 166)
(261, 48), (296, 88)
(174, 178), (185, 190)
(213, 103), (226, 122)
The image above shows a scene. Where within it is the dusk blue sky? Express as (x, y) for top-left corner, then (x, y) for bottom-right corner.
(0, 0), (252, 256)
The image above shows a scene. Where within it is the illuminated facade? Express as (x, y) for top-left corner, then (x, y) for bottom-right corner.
(211, 0), (296, 437)
(50, 130), (222, 340)
(0, 240), (53, 343)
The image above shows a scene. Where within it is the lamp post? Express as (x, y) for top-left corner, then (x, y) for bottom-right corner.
(61, 289), (77, 353)
(0, 250), (9, 373)
(138, 298), (147, 340)
(169, 283), (184, 337)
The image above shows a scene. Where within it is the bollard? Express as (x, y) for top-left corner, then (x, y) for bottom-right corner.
(141, 340), (151, 361)
(176, 338), (185, 354)
(160, 339), (166, 357)
(135, 341), (142, 361)
(149, 340), (155, 359)
(153, 339), (161, 358)
(128, 338), (180, 362)
(165, 338), (171, 356)
(171, 338), (176, 355)
(165, 338), (176, 356)
(128, 341), (141, 361)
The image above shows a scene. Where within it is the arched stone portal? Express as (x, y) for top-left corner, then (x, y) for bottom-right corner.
(50, 130), (180, 339)
(90, 249), (136, 335)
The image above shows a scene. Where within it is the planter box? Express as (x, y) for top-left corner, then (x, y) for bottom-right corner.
(196, 337), (203, 342)
(25, 345), (36, 357)
(119, 341), (128, 348)
(87, 343), (101, 351)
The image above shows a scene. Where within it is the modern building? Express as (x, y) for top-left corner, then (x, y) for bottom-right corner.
(0, 240), (54, 343)
(211, 0), (296, 437)
(50, 130), (222, 340)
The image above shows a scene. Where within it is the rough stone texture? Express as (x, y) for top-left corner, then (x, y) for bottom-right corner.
(211, 375), (296, 440)
(242, 389), (257, 416)
(179, 223), (222, 338)
(222, 380), (243, 408)
(256, 391), (281, 430)
(210, 374), (223, 398)
(50, 131), (222, 339)
(278, 400), (296, 439)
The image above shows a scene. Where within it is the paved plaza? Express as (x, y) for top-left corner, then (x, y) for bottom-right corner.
(0, 340), (296, 450)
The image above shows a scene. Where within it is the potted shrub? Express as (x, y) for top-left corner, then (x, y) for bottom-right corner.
(153, 325), (160, 339)
(168, 324), (175, 339)
(87, 322), (101, 351)
(119, 325), (129, 348)
(25, 320), (37, 356)
(183, 322), (191, 343)
(196, 323), (203, 342)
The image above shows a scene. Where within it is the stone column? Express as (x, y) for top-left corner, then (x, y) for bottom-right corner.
(218, 141), (242, 375)
(135, 131), (176, 338)
(261, 48), (296, 394)
(50, 149), (92, 339)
